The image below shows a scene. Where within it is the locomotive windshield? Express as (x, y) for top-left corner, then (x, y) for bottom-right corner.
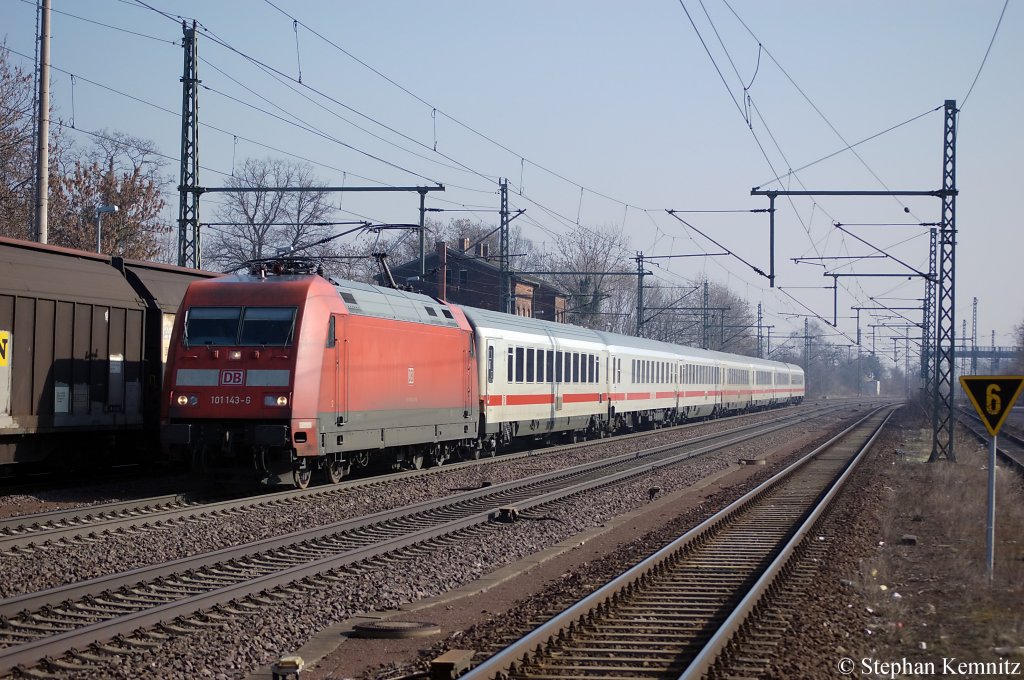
(184, 306), (296, 346)
(238, 307), (296, 346)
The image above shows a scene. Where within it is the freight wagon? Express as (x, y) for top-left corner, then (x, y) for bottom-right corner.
(0, 238), (215, 476)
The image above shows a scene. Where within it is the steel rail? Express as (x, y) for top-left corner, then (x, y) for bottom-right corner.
(957, 408), (1024, 474)
(0, 405), (834, 619)
(0, 404), (823, 551)
(462, 405), (895, 680)
(680, 407), (896, 679)
(0, 406), (847, 675)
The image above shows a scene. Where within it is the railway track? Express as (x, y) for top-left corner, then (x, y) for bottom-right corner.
(461, 405), (897, 680)
(956, 408), (1024, 473)
(0, 404), (851, 677)
(0, 404), (836, 554)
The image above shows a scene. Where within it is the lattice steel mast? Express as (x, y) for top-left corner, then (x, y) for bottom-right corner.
(177, 21), (201, 268)
(929, 100), (958, 462)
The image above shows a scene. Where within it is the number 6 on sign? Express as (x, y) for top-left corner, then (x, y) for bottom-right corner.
(960, 376), (1024, 437)
(986, 384), (1001, 416)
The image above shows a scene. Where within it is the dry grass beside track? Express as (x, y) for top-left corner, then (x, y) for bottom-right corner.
(854, 410), (1024, 664)
(763, 407), (1024, 679)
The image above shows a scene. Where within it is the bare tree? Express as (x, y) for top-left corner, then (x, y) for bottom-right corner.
(204, 158), (335, 271)
(533, 224), (631, 330)
(0, 46), (42, 239)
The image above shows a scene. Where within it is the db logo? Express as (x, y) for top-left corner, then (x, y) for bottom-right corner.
(220, 369), (245, 386)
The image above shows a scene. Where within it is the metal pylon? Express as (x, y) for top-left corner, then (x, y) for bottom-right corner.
(929, 100), (957, 462)
(922, 227), (937, 393)
(177, 21), (201, 268)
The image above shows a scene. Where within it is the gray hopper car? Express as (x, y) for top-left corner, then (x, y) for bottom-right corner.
(0, 237), (216, 476)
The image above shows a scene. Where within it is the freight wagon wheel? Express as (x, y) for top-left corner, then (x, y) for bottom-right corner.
(293, 467), (312, 489)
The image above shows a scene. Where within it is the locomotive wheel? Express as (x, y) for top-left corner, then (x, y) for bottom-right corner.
(293, 467), (312, 489)
(324, 455), (345, 484)
(409, 452), (425, 470)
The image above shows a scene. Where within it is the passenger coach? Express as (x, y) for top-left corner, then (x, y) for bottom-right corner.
(162, 264), (804, 487)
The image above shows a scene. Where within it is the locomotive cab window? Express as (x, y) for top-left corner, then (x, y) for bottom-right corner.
(239, 307), (297, 346)
(184, 305), (295, 347)
(184, 307), (241, 346)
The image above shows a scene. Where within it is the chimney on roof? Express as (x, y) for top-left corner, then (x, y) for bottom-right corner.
(477, 242), (489, 259)
(459, 237), (470, 252)
(436, 240), (447, 300)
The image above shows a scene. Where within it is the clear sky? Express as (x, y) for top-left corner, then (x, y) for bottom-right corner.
(3, 1), (1020, 364)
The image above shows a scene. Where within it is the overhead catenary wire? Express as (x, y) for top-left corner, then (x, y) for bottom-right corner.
(36, 1), (927, 349)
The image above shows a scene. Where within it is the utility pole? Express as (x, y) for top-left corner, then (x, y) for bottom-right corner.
(961, 319), (968, 376)
(905, 335), (910, 396)
(856, 308), (863, 397)
(749, 102), (958, 460)
(922, 227), (937, 398)
(804, 318), (811, 392)
(634, 251), (643, 337)
(34, 0), (51, 244)
(930, 99), (958, 462)
(177, 21), (201, 268)
(971, 297), (978, 374)
(702, 281), (710, 349)
(757, 303), (764, 358)
(992, 330), (999, 372)
(418, 189), (427, 278)
(499, 178), (511, 313)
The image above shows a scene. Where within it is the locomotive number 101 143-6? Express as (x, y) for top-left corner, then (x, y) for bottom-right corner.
(210, 395), (252, 406)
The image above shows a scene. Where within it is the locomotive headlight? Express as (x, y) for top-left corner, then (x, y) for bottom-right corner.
(176, 394), (189, 406)
(228, 350), (242, 360)
(176, 394), (199, 407)
(264, 395), (289, 407)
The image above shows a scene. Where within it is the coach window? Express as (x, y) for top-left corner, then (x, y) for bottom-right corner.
(555, 351), (563, 382)
(526, 348), (535, 382)
(571, 353), (580, 383)
(507, 348), (514, 382)
(515, 347), (525, 383)
(545, 350), (554, 382)
(596, 356), (600, 383)
(537, 350), (545, 383)
(487, 346), (494, 383)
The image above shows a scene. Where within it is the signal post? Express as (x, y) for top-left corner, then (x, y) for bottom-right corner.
(959, 375), (1024, 582)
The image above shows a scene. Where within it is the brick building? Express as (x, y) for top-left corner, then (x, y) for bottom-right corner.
(388, 238), (567, 323)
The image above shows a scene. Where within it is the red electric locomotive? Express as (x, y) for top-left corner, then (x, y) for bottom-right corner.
(161, 261), (480, 487)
